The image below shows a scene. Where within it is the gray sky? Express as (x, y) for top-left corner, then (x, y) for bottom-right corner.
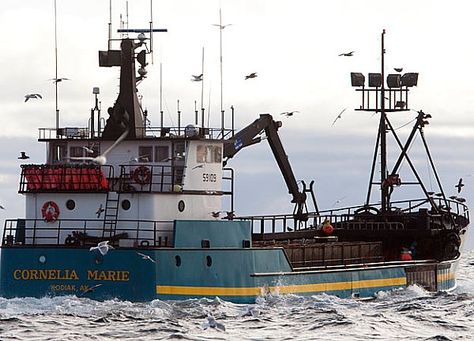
(0, 0), (473, 247)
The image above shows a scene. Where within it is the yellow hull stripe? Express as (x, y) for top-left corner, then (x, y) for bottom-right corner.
(156, 277), (407, 296)
(437, 271), (455, 283)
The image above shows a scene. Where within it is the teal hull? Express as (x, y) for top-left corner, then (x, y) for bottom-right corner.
(0, 247), (457, 303)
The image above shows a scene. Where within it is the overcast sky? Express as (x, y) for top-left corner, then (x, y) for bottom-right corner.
(0, 0), (473, 247)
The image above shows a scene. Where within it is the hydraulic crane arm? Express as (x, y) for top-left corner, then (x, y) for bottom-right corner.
(224, 114), (315, 220)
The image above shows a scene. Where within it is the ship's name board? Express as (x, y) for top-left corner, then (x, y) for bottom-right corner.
(12, 269), (130, 281)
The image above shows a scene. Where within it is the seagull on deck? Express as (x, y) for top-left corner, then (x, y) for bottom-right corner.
(24, 93), (42, 102)
(89, 241), (114, 256)
(338, 51), (354, 57)
(245, 72), (257, 80)
(332, 108), (347, 126)
(280, 111), (299, 117)
(49, 77), (70, 83)
(136, 252), (157, 263)
(191, 74), (203, 82)
(202, 315), (226, 332)
(455, 178), (464, 193)
(18, 152), (30, 160)
(70, 129), (129, 165)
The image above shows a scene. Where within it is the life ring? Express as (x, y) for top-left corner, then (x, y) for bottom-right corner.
(133, 166), (151, 185)
(41, 201), (60, 222)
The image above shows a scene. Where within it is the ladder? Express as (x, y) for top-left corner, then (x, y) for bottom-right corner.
(102, 191), (120, 238)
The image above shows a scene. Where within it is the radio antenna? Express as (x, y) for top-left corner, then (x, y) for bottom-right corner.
(54, 0), (59, 131)
(149, 0), (154, 63)
(108, 0), (112, 49)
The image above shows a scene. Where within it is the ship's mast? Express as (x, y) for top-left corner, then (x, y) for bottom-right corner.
(379, 29), (388, 212)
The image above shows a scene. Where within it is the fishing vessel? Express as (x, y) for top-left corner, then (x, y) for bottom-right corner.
(0, 17), (469, 303)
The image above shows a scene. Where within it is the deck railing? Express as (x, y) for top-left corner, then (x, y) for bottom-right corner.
(2, 218), (173, 248)
(241, 198), (469, 235)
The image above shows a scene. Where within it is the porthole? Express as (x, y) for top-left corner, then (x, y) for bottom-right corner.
(175, 255), (182, 267)
(178, 200), (185, 212)
(65, 199), (75, 210)
(206, 255), (212, 267)
(121, 199), (131, 210)
(38, 255), (46, 264)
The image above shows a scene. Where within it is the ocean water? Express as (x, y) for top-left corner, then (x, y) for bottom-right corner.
(1, 251), (473, 341)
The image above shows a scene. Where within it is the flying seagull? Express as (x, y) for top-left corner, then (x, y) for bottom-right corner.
(332, 108), (347, 126)
(191, 74), (203, 82)
(338, 51), (354, 57)
(89, 240), (114, 256)
(280, 111), (299, 117)
(202, 315), (226, 332)
(455, 178), (464, 193)
(82, 146), (94, 154)
(78, 284), (103, 297)
(394, 68), (403, 72)
(95, 204), (105, 218)
(245, 72), (257, 80)
(136, 252), (157, 263)
(211, 211), (221, 218)
(70, 129), (129, 165)
(212, 23), (233, 30)
(18, 152), (30, 160)
(192, 164), (204, 170)
(49, 77), (70, 83)
(24, 93), (42, 102)
(0, 205), (5, 210)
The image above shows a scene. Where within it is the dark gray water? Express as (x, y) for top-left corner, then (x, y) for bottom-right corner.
(1, 251), (473, 340)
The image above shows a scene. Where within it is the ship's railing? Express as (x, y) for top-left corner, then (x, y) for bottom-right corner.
(38, 126), (234, 141)
(118, 164), (184, 193)
(2, 218), (174, 248)
(19, 164), (114, 193)
(241, 197), (469, 235)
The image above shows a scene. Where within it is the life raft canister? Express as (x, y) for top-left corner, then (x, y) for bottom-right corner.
(400, 249), (413, 261)
(41, 201), (60, 222)
(133, 166), (152, 185)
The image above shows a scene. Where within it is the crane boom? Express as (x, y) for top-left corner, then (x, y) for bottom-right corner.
(224, 114), (314, 220)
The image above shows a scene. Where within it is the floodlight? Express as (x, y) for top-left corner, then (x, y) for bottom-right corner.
(386, 74), (401, 88)
(401, 73), (418, 87)
(350, 72), (365, 87)
(368, 73), (382, 87)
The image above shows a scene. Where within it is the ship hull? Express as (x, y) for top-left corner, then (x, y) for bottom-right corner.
(0, 247), (459, 303)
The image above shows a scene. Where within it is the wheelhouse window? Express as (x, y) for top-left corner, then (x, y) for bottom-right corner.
(69, 146), (84, 158)
(196, 145), (222, 163)
(138, 146), (153, 163)
(155, 146), (169, 162)
(51, 142), (67, 164)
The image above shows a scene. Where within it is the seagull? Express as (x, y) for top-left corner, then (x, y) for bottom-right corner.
(95, 204), (105, 218)
(89, 241), (114, 256)
(449, 195), (458, 200)
(136, 252), (157, 263)
(332, 196), (346, 207)
(455, 178), (464, 193)
(82, 146), (94, 154)
(435, 192), (443, 197)
(225, 211), (235, 219)
(49, 77), (70, 83)
(456, 197), (466, 203)
(332, 108), (347, 126)
(192, 164), (204, 170)
(0, 205), (5, 210)
(70, 129), (129, 165)
(240, 305), (260, 318)
(202, 315), (225, 332)
(212, 23), (233, 30)
(78, 284), (103, 297)
(211, 211), (221, 218)
(338, 51), (354, 57)
(280, 111), (299, 117)
(245, 72), (257, 80)
(191, 74), (203, 82)
(18, 152), (30, 160)
(24, 93), (42, 102)
(394, 68), (403, 72)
